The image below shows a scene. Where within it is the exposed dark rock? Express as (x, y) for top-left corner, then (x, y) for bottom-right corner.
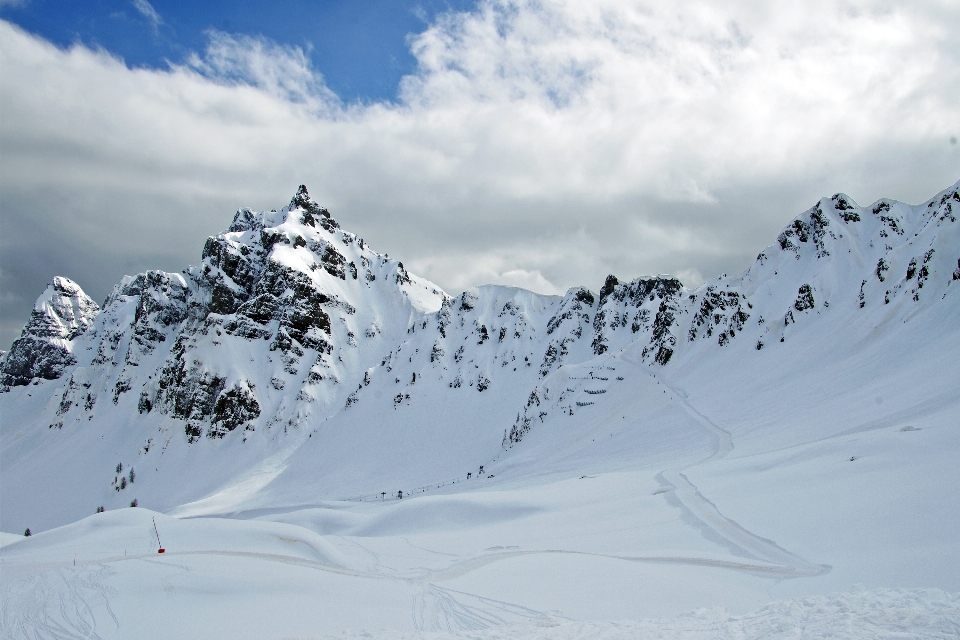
(832, 194), (860, 222)
(540, 338), (571, 376)
(0, 278), (99, 386)
(794, 285), (815, 311)
(292, 185), (339, 232)
(906, 258), (917, 280)
(876, 258), (889, 282)
(460, 291), (478, 312)
(776, 204), (829, 258)
(643, 301), (678, 365)
(598, 275), (619, 304)
(546, 288), (595, 336)
(395, 262), (412, 285)
(208, 382), (261, 438)
(202, 237), (262, 295)
(228, 208), (264, 233)
(687, 287), (749, 345)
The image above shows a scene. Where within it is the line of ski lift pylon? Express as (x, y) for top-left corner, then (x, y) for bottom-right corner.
(342, 463), (496, 502)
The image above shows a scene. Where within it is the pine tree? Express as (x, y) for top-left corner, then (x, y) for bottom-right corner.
(130, 499), (138, 507)
(24, 528), (31, 536)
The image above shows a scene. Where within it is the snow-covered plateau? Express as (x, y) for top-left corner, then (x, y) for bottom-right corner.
(1, 181), (959, 638)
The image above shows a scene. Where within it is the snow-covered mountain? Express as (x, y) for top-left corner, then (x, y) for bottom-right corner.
(1, 181), (958, 637)
(1, 182), (958, 532)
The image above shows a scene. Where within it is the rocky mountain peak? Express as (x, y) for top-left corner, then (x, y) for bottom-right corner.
(291, 184), (312, 209)
(32, 277), (100, 339)
(0, 277), (99, 387)
(289, 184), (337, 231)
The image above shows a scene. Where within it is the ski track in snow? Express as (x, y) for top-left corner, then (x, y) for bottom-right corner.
(3, 552), (957, 637)
(613, 355), (830, 580)
(412, 584), (543, 632)
(316, 587), (960, 639)
(0, 565), (118, 640)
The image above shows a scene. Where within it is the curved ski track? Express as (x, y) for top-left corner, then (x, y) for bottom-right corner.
(617, 355), (829, 579)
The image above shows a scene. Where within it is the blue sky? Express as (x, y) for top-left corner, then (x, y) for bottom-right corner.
(0, 0), (476, 102)
(0, 0), (958, 349)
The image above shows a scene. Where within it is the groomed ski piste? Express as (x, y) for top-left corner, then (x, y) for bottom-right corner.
(1, 181), (959, 638)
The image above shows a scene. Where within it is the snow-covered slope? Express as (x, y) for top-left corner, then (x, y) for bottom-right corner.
(1, 181), (958, 529)
(1, 181), (958, 636)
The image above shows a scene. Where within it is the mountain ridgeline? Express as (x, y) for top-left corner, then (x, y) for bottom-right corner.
(1, 182), (958, 526)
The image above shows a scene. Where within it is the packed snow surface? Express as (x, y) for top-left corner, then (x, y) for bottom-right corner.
(1, 182), (959, 637)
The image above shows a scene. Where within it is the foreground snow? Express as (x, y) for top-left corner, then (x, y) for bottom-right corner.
(2, 371), (958, 637)
(326, 587), (960, 639)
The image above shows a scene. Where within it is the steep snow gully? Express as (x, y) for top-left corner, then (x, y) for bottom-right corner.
(1, 180), (959, 636)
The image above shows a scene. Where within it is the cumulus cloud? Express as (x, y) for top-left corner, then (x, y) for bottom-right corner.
(1, 0), (959, 347)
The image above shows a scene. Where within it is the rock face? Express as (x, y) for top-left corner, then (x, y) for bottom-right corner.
(0, 277), (99, 386)
(1, 181), (958, 526)
(1, 186), (446, 441)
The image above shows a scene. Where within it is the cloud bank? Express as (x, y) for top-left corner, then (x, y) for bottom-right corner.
(2, 0), (959, 348)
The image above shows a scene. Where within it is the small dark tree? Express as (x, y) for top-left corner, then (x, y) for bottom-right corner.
(120, 477), (127, 490)
(130, 499), (138, 508)
(96, 506), (105, 513)
(24, 528), (31, 537)
(116, 463), (122, 474)
(129, 468), (135, 484)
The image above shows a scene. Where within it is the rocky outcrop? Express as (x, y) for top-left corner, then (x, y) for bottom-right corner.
(0, 277), (99, 387)
(591, 275), (683, 360)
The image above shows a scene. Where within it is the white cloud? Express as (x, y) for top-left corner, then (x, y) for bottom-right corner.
(184, 31), (339, 109)
(1, 0), (959, 347)
(132, 0), (162, 30)
(406, 250), (568, 296)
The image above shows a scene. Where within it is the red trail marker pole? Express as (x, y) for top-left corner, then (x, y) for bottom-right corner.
(153, 517), (165, 553)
